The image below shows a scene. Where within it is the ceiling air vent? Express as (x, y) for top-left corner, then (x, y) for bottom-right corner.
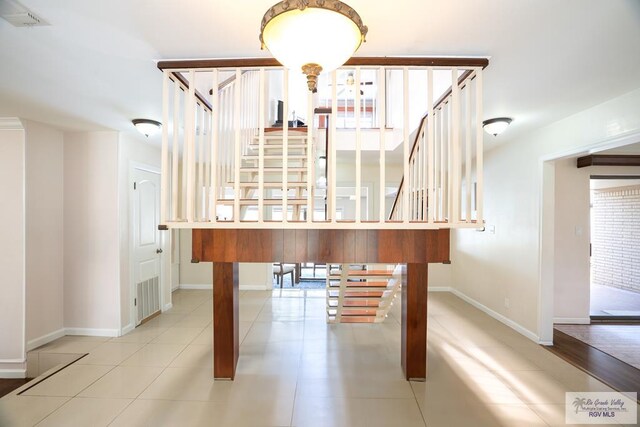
(0, 0), (49, 27)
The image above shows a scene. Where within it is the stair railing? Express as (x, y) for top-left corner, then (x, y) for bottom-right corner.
(388, 69), (483, 226)
(158, 58), (487, 230)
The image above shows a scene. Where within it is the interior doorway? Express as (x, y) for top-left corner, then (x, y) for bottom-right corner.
(131, 166), (162, 325)
(589, 175), (640, 320)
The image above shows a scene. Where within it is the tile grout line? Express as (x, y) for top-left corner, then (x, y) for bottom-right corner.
(109, 291), (210, 425)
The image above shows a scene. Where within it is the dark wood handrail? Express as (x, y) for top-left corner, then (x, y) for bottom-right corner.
(158, 56), (489, 71)
(170, 69), (251, 113)
(388, 69), (475, 219)
(170, 72), (212, 112)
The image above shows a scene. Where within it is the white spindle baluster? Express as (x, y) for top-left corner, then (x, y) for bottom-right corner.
(444, 101), (450, 222)
(258, 68), (265, 223)
(378, 67), (386, 222)
(307, 85), (313, 223)
(197, 104), (205, 220)
(203, 109), (211, 221)
(451, 68), (461, 224)
(225, 88), (232, 187)
(161, 71), (169, 224)
(402, 67), (410, 223)
(283, 68), (289, 223)
(186, 70), (196, 222)
(330, 70), (337, 223)
(355, 66), (362, 223)
(475, 68), (484, 224)
(465, 75), (472, 222)
(233, 69), (241, 222)
(210, 69), (219, 223)
(438, 106), (444, 221)
(172, 79), (180, 221)
(426, 68), (434, 224)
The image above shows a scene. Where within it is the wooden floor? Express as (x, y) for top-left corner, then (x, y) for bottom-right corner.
(0, 378), (30, 398)
(547, 329), (640, 402)
(556, 323), (640, 369)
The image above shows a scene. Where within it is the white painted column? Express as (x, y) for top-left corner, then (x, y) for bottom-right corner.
(0, 122), (26, 378)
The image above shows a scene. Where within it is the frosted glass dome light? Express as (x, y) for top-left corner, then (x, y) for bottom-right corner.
(482, 117), (513, 136)
(132, 119), (162, 137)
(260, 0), (368, 93)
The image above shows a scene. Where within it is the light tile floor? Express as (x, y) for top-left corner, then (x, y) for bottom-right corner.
(1, 289), (638, 426)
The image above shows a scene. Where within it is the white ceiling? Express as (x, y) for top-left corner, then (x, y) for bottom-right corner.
(1, 0), (639, 148)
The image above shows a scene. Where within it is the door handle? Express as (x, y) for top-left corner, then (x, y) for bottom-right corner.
(156, 248), (163, 254)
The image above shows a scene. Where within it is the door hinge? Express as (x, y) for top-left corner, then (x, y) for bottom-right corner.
(133, 182), (137, 190)
(134, 298), (137, 306)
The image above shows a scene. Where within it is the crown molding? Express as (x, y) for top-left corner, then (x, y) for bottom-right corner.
(0, 118), (24, 130)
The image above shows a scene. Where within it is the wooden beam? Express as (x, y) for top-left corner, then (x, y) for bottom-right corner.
(213, 262), (239, 380)
(192, 229), (450, 264)
(402, 263), (428, 380)
(577, 154), (640, 168)
(158, 57), (489, 71)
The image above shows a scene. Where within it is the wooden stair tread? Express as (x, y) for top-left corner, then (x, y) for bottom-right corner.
(255, 134), (308, 140)
(216, 198), (307, 205)
(240, 167), (308, 172)
(243, 155), (308, 160)
(248, 144), (308, 149)
(327, 300), (381, 308)
(237, 182), (309, 187)
(327, 280), (389, 287)
(327, 290), (385, 298)
(328, 272), (394, 280)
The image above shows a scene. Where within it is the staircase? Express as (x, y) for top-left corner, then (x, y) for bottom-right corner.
(218, 128), (314, 221)
(326, 264), (401, 323)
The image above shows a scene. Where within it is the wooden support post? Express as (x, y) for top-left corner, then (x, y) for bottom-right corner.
(401, 263), (428, 381)
(213, 262), (239, 380)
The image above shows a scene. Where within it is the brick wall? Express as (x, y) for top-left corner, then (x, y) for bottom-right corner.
(592, 186), (640, 292)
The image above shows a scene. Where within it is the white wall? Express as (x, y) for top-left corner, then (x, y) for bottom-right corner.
(452, 87), (640, 342)
(0, 121), (26, 377)
(23, 120), (65, 348)
(179, 229), (212, 286)
(117, 133), (165, 329)
(552, 158), (591, 323)
(64, 131), (121, 335)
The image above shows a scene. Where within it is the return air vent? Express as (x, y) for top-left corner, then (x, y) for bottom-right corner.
(0, 0), (49, 27)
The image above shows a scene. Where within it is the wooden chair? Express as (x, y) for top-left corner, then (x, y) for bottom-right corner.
(312, 263), (326, 277)
(273, 263), (295, 288)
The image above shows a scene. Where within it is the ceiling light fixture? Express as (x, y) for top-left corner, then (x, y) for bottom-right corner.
(482, 117), (512, 136)
(132, 119), (162, 137)
(259, 0), (368, 93)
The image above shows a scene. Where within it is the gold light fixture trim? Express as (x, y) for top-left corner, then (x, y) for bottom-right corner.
(259, 0), (368, 92)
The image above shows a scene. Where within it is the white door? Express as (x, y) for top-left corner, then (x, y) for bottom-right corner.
(132, 167), (161, 325)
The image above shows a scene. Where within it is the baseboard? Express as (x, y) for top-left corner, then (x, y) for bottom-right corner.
(180, 283), (269, 291)
(162, 303), (173, 312)
(554, 317), (591, 325)
(26, 328), (66, 351)
(428, 287), (454, 292)
(120, 323), (135, 336)
(0, 368), (26, 379)
(240, 284), (270, 291)
(64, 327), (119, 337)
(179, 284), (212, 290)
(449, 288), (541, 343)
